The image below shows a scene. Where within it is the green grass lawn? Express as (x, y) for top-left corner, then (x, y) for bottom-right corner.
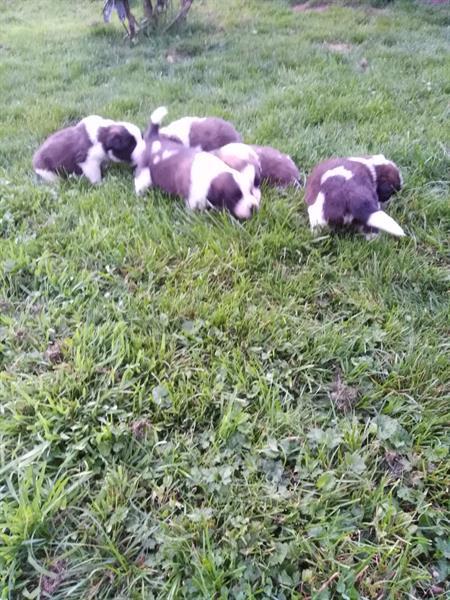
(1, 0), (449, 598)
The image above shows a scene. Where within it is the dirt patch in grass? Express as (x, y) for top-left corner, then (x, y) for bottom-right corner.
(330, 370), (359, 412)
(324, 42), (353, 53)
(292, 3), (330, 13)
(40, 560), (67, 597)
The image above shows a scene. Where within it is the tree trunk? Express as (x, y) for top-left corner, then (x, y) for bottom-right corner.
(143, 0), (153, 18)
(165, 0), (193, 31)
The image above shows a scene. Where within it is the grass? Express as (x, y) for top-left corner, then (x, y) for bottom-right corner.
(0, 0), (449, 597)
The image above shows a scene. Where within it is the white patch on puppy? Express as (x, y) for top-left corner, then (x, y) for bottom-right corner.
(348, 157), (377, 182)
(151, 141), (162, 153)
(367, 211), (405, 237)
(321, 166), (353, 184)
(308, 192), (327, 231)
(160, 116), (241, 151)
(160, 117), (200, 146)
(188, 153), (229, 211)
(79, 156), (102, 184)
(35, 168), (58, 183)
(134, 167), (152, 195)
(161, 150), (177, 161)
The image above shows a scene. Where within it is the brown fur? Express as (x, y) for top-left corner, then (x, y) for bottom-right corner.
(250, 145), (301, 187)
(189, 118), (242, 150)
(32, 123), (91, 176)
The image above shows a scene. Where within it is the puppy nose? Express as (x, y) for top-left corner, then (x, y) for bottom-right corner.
(250, 204), (258, 216)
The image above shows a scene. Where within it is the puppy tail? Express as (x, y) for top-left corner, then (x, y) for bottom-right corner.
(366, 210), (406, 237)
(151, 106), (168, 126)
(144, 106), (168, 140)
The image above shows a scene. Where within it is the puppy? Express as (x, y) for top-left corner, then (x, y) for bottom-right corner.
(33, 116), (144, 184)
(305, 156), (405, 238)
(134, 107), (260, 220)
(250, 145), (302, 188)
(159, 115), (242, 151)
(211, 143), (262, 203)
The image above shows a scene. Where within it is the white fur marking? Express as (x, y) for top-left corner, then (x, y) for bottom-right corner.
(79, 152), (102, 184)
(234, 196), (259, 220)
(348, 157), (377, 182)
(220, 143), (259, 163)
(308, 192), (327, 231)
(150, 106), (168, 125)
(81, 115), (112, 144)
(161, 150), (177, 161)
(368, 154), (392, 166)
(108, 149), (121, 163)
(233, 169), (261, 217)
(153, 155), (161, 165)
(131, 138), (146, 165)
(134, 168), (152, 195)
(35, 168), (58, 183)
(367, 210), (406, 237)
(160, 117), (201, 148)
(151, 141), (162, 153)
(242, 164), (256, 184)
(188, 153), (229, 211)
(321, 166), (353, 184)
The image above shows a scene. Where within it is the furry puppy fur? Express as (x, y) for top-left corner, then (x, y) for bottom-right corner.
(134, 107), (260, 220)
(159, 116), (242, 151)
(250, 145), (302, 188)
(33, 116), (144, 184)
(305, 155), (405, 238)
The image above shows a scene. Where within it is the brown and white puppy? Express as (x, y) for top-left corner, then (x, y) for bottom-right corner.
(159, 115), (242, 151)
(250, 145), (302, 188)
(211, 143), (262, 204)
(134, 107), (260, 220)
(33, 116), (144, 184)
(305, 155), (405, 238)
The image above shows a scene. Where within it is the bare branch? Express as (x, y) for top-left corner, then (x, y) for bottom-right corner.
(164, 0), (193, 32)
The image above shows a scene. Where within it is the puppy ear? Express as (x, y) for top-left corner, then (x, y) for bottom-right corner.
(377, 180), (397, 203)
(206, 176), (226, 208)
(108, 131), (129, 151)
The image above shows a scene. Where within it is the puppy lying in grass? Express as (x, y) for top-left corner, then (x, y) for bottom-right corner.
(33, 116), (144, 184)
(134, 107), (261, 220)
(305, 155), (405, 238)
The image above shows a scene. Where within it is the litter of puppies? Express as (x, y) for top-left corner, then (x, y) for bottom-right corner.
(33, 106), (405, 237)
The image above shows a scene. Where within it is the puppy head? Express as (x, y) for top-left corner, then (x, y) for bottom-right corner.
(213, 144), (262, 203)
(374, 161), (402, 204)
(362, 154), (403, 204)
(98, 124), (142, 164)
(207, 171), (259, 220)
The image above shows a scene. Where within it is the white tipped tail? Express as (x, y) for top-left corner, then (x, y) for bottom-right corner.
(367, 210), (406, 237)
(150, 106), (168, 125)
